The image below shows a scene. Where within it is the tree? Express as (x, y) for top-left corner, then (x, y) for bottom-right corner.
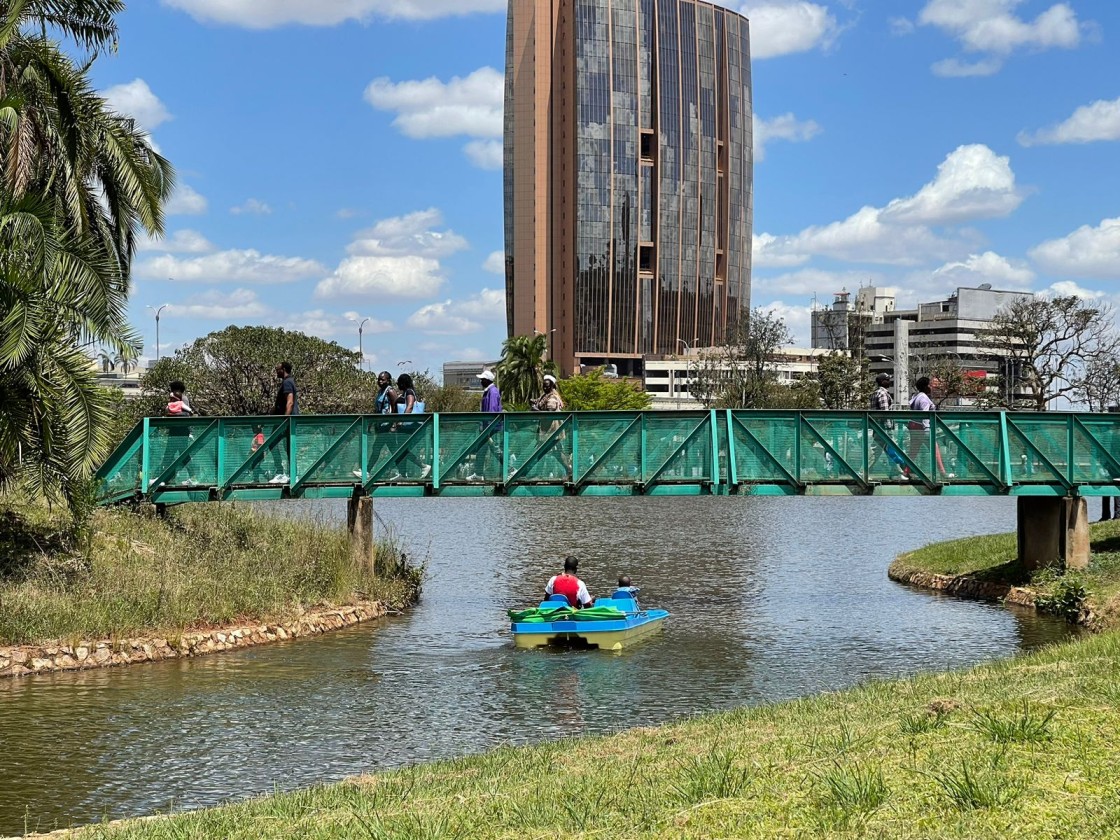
(409, 370), (479, 413)
(0, 2), (172, 504)
(1074, 354), (1120, 413)
(496, 333), (552, 408)
(926, 357), (985, 408)
(560, 368), (652, 411)
(978, 296), (1119, 411)
(136, 326), (378, 417)
(815, 352), (867, 410)
(689, 309), (793, 409)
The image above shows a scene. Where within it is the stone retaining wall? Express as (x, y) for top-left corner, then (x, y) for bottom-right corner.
(888, 563), (1037, 607)
(0, 601), (388, 679)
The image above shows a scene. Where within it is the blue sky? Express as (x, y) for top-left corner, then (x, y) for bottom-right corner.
(94, 0), (1120, 375)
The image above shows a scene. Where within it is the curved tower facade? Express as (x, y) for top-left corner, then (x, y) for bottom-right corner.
(505, 0), (753, 376)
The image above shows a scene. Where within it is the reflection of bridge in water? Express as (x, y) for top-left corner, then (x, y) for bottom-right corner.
(97, 410), (1120, 568)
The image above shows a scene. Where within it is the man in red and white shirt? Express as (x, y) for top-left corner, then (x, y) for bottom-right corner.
(545, 556), (594, 608)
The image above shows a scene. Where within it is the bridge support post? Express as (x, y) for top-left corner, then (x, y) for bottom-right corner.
(347, 494), (374, 574)
(1017, 496), (1089, 572)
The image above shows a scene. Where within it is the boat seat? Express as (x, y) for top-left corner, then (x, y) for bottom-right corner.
(545, 594), (570, 604)
(610, 590), (636, 601)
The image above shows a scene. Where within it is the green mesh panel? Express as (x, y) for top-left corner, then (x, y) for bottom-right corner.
(147, 419), (218, 487)
(642, 414), (710, 482)
(505, 414), (572, 481)
(101, 442), (142, 498)
(294, 418), (365, 484)
(731, 413), (797, 483)
(1010, 418), (1071, 483)
(801, 416), (864, 482)
(576, 414), (643, 483)
(938, 414), (1002, 482)
(1076, 417), (1120, 481)
(437, 414), (505, 482)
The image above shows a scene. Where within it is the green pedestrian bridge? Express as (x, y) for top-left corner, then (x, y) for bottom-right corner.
(97, 409), (1120, 504)
(96, 409), (1120, 569)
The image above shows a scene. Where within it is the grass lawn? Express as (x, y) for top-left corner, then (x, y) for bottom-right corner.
(0, 498), (420, 646)
(56, 629), (1120, 839)
(891, 518), (1120, 627)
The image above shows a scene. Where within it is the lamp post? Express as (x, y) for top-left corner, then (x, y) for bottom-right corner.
(676, 337), (699, 408)
(534, 327), (558, 361)
(146, 303), (170, 361)
(349, 316), (370, 370)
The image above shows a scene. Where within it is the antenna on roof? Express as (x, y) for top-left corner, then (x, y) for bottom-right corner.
(978, 283), (992, 290)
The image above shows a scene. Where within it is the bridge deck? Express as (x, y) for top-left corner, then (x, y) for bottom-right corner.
(94, 410), (1120, 506)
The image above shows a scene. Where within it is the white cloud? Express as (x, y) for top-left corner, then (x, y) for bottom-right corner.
(286, 310), (394, 338)
(1018, 96), (1120, 146)
(757, 300), (814, 346)
(754, 145), (1017, 267)
(930, 57), (1004, 77)
(138, 229), (214, 253)
(739, 2), (839, 60)
(173, 288), (271, 320)
(103, 79), (172, 131)
(138, 250), (325, 284)
(162, 0), (505, 27)
(483, 251), (505, 274)
(753, 113), (821, 162)
(753, 268), (884, 297)
(881, 144), (1023, 226)
(364, 67), (503, 139)
(316, 255), (446, 300)
(405, 289), (505, 335)
(166, 184), (208, 216)
(930, 251), (1035, 287)
(230, 198), (273, 215)
(347, 209), (468, 258)
(919, 0), (1085, 75)
(464, 139), (503, 170)
(889, 16), (916, 36)
(1029, 217), (1120, 280)
(1045, 280), (1104, 301)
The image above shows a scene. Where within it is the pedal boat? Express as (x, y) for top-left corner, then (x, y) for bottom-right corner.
(509, 590), (669, 651)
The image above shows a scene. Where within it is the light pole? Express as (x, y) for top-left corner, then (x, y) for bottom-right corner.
(147, 303), (170, 361)
(534, 328), (558, 362)
(349, 316), (370, 370)
(676, 337), (698, 408)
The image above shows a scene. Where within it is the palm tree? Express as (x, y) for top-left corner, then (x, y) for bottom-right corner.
(497, 333), (549, 407)
(97, 349), (114, 373)
(0, 1), (173, 502)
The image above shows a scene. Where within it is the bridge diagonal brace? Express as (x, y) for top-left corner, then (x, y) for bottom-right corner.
(800, 417), (868, 492)
(290, 417), (363, 493)
(731, 414), (801, 490)
(221, 419), (292, 494)
(1006, 419), (1073, 492)
(364, 416), (435, 489)
(96, 423), (146, 498)
(935, 419), (1004, 489)
(432, 414), (506, 480)
(148, 420), (218, 493)
(507, 415), (573, 486)
(645, 417), (711, 492)
(574, 414), (643, 489)
(1073, 416), (1120, 482)
(866, 417), (926, 484)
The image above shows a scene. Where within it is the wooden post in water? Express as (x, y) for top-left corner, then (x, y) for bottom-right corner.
(347, 493), (374, 574)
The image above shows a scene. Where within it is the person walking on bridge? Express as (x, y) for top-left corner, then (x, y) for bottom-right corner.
(467, 369), (503, 481)
(545, 556), (594, 609)
(869, 373), (906, 479)
(268, 361), (298, 484)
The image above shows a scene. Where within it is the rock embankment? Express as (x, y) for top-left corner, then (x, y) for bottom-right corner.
(0, 601), (388, 679)
(888, 560), (1037, 607)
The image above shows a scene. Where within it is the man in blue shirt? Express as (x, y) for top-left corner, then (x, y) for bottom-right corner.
(268, 361), (298, 484)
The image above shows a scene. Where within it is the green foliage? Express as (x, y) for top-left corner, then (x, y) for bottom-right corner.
(816, 352), (868, 409)
(0, 497), (420, 645)
(899, 707), (952, 735)
(926, 757), (1025, 810)
(409, 370), (478, 413)
(670, 748), (752, 803)
(559, 368), (652, 411)
(817, 763), (889, 825)
(1033, 572), (1088, 622)
(0, 1), (171, 506)
(496, 333), (551, 406)
(969, 702), (1056, 743)
(138, 326), (378, 417)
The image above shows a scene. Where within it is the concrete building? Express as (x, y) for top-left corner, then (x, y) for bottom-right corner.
(442, 360), (501, 390)
(504, 0), (754, 378)
(643, 346), (835, 409)
(810, 286), (895, 352)
(863, 286), (1032, 405)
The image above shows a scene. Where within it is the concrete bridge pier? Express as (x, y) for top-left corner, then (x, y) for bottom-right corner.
(347, 494), (374, 574)
(1017, 496), (1089, 572)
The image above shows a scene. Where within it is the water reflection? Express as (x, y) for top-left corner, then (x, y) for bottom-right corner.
(0, 496), (1077, 835)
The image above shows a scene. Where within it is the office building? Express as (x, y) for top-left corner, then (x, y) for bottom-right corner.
(504, 0), (754, 377)
(811, 286), (895, 352)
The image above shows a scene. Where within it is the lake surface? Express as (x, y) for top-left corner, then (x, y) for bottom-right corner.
(0, 496), (1079, 836)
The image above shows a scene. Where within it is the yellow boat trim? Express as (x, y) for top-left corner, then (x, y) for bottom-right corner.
(513, 620), (665, 651)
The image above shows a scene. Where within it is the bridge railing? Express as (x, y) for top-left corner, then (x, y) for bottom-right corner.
(95, 410), (1120, 505)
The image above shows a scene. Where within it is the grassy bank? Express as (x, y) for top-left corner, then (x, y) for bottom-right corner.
(51, 629), (1120, 839)
(891, 518), (1120, 627)
(0, 498), (420, 646)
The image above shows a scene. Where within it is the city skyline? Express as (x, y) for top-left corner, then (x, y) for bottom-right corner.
(91, 1), (1120, 377)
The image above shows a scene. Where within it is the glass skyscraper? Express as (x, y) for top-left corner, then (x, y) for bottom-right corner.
(504, 0), (753, 376)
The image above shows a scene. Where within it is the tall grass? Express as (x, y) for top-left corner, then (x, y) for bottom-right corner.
(0, 499), (420, 646)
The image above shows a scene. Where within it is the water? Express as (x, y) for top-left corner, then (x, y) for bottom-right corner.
(0, 496), (1078, 835)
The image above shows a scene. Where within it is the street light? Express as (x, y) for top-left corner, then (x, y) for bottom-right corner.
(349, 316), (370, 370)
(676, 337), (699, 408)
(397, 359), (412, 369)
(534, 327), (558, 360)
(146, 303), (170, 361)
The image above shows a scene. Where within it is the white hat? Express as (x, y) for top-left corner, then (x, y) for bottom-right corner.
(477, 368), (496, 381)
(543, 374), (557, 384)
